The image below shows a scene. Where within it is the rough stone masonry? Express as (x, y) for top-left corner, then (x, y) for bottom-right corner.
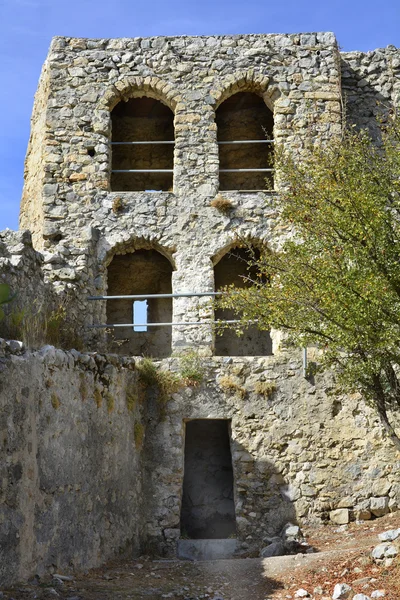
(1, 31), (400, 585)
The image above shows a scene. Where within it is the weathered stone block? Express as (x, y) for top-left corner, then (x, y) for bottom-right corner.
(330, 509), (350, 525)
(370, 497), (390, 517)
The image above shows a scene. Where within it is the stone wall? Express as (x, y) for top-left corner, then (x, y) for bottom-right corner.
(0, 343), (142, 586)
(0, 230), (54, 342)
(1, 343), (399, 585)
(141, 352), (400, 557)
(3, 30), (400, 585)
(341, 46), (400, 137)
(19, 32), (342, 352)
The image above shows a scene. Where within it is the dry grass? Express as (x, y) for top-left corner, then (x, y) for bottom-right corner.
(178, 350), (204, 386)
(254, 380), (277, 398)
(219, 375), (247, 399)
(126, 388), (138, 412)
(136, 358), (182, 404)
(210, 194), (234, 214)
(112, 196), (125, 213)
(105, 392), (115, 413)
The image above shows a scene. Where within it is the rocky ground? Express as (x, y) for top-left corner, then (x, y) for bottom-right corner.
(2, 513), (400, 600)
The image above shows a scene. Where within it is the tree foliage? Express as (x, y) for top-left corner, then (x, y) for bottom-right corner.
(219, 115), (400, 449)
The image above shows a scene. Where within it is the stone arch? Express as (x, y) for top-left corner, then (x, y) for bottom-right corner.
(210, 71), (280, 111)
(98, 75), (180, 113)
(211, 236), (267, 267)
(102, 235), (176, 269)
(104, 236), (176, 358)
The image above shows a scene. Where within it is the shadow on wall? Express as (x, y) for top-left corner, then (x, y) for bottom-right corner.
(341, 59), (391, 141)
(139, 379), (304, 559)
(180, 419), (299, 552)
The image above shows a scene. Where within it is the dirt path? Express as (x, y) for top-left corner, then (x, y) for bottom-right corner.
(4, 513), (400, 600)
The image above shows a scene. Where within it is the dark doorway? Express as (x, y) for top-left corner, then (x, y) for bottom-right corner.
(181, 420), (236, 539)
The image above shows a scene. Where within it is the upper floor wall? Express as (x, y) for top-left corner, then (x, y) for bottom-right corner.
(20, 32), (342, 251)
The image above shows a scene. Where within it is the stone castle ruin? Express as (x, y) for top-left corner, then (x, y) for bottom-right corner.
(1, 31), (400, 585)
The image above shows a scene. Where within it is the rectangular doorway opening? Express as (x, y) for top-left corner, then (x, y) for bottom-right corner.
(180, 419), (236, 539)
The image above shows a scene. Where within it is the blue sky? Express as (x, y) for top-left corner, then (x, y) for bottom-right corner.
(0, 0), (399, 231)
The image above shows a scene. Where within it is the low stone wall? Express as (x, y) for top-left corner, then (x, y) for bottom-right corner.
(0, 343), (142, 586)
(1, 342), (400, 584)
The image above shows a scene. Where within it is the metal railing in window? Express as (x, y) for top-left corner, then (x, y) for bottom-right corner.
(111, 141), (175, 174)
(218, 139), (274, 174)
(88, 291), (257, 329)
(110, 140), (274, 174)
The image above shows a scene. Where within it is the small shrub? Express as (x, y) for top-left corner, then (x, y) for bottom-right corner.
(210, 194), (234, 215)
(254, 380), (277, 398)
(136, 357), (159, 386)
(51, 392), (60, 410)
(46, 298), (84, 351)
(157, 370), (182, 404)
(112, 196), (125, 213)
(136, 357), (182, 404)
(0, 292), (84, 351)
(219, 375), (246, 399)
(134, 421), (145, 449)
(179, 350), (204, 386)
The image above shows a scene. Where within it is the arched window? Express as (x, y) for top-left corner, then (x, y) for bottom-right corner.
(214, 246), (272, 356)
(216, 92), (274, 191)
(107, 249), (173, 357)
(111, 96), (174, 192)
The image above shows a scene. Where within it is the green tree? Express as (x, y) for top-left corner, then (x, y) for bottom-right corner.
(219, 115), (400, 450)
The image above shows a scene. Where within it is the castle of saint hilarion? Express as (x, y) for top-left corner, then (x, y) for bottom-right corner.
(1, 32), (399, 584)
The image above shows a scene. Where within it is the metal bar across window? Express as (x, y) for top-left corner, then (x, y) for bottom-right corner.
(88, 292), (224, 300)
(90, 319), (257, 329)
(112, 168), (273, 173)
(111, 140), (273, 145)
(219, 168), (274, 172)
(111, 141), (175, 145)
(112, 169), (174, 173)
(218, 140), (274, 144)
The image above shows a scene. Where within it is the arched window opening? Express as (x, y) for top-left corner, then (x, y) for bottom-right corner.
(107, 249), (173, 357)
(216, 92), (274, 191)
(111, 97), (174, 192)
(214, 246), (272, 356)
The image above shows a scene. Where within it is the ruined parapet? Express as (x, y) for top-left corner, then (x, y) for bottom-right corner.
(341, 46), (400, 137)
(0, 230), (50, 340)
